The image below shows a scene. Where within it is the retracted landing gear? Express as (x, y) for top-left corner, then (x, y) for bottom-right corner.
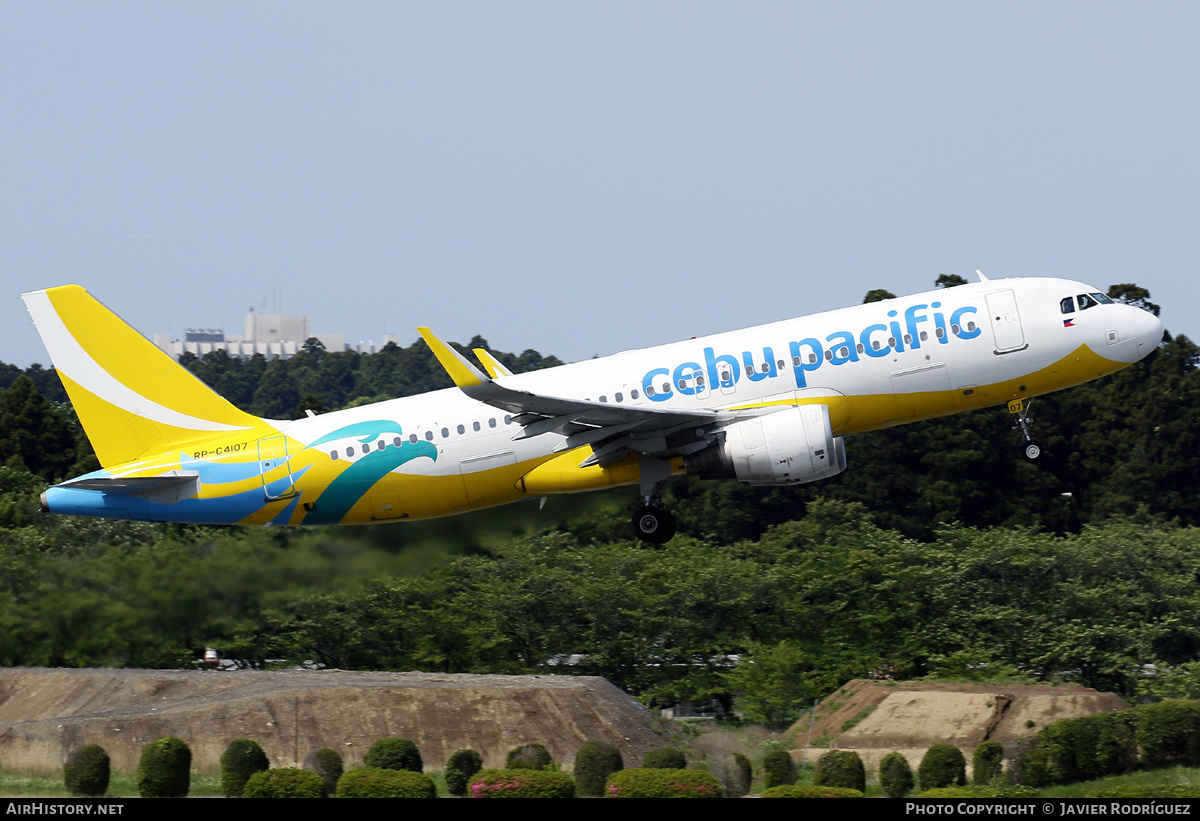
(631, 454), (677, 545)
(1008, 398), (1044, 462)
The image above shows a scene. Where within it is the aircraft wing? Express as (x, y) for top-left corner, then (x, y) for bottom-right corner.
(419, 328), (731, 467)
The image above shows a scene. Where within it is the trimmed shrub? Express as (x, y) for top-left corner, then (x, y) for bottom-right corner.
(816, 750), (865, 793)
(445, 749), (484, 797)
(762, 749), (796, 789)
(605, 769), (722, 798)
(304, 747), (343, 797)
(243, 768), (326, 798)
(365, 737), (423, 772)
(878, 751), (914, 798)
(1134, 699), (1200, 770)
(641, 747), (686, 769)
(467, 768), (575, 798)
(708, 752), (751, 798)
(574, 740), (623, 797)
(220, 739), (269, 797)
(137, 736), (191, 798)
(761, 784), (863, 798)
(972, 740), (1004, 785)
(506, 743), (553, 770)
(337, 767), (436, 798)
(919, 744), (966, 790)
(64, 745), (110, 797)
(1014, 709), (1139, 787)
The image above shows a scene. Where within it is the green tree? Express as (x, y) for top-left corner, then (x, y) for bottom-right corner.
(935, 273), (968, 288)
(863, 289), (896, 303)
(0, 375), (76, 481)
(1107, 283), (1161, 317)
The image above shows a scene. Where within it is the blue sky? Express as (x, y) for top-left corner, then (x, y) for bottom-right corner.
(3, 2), (1196, 370)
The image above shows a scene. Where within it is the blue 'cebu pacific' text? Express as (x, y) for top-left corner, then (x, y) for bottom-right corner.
(640, 302), (981, 401)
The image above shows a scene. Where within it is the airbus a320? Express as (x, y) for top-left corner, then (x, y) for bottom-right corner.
(22, 272), (1162, 543)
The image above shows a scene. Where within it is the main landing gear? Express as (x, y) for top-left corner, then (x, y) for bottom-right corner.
(1008, 398), (1044, 462)
(631, 454), (678, 545)
(632, 504), (677, 545)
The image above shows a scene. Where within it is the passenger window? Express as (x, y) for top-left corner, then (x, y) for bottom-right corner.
(442, 428), (449, 438)
(599, 396), (607, 403)
(630, 389), (639, 400)
(345, 447), (354, 458)
(615, 392), (623, 402)
(425, 430), (434, 440)
(744, 365), (754, 377)
(1060, 296), (1075, 314)
(393, 437), (402, 447)
(361, 445), (370, 455)
(646, 385), (655, 397)
(661, 382), (670, 393)
(473, 421), (481, 432)
(488, 418), (496, 428)
(409, 434), (418, 443)
(377, 440), (385, 451)
(919, 331), (928, 342)
(457, 424), (465, 434)
(935, 327), (945, 339)
(792, 356), (801, 367)
(824, 350), (833, 361)
(330, 451), (338, 460)
(504, 415), (512, 424)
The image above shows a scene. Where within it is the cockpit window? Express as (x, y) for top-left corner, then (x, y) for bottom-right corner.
(1091, 292), (1113, 304)
(1077, 293), (1098, 310)
(1060, 297), (1075, 314)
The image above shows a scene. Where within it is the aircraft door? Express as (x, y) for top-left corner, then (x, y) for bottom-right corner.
(985, 289), (1027, 353)
(257, 436), (297, 501)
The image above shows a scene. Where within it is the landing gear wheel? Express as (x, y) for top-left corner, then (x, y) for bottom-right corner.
(1023, 441), (1044, 462)
(632, 506), (677, 545)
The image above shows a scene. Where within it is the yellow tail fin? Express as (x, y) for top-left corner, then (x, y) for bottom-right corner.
(22, 285), (263, 467)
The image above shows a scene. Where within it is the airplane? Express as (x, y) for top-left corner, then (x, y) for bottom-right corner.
(21, 273), (1163, 544)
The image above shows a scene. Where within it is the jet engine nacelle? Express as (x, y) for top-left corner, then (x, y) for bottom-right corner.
(684, 405), (847, 486)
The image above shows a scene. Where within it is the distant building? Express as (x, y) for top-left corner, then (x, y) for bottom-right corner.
(154, 311), (401, 360)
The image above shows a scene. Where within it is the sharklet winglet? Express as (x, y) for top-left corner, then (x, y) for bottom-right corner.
(473, 348), (514, 379)
(417, 327), (489, 388)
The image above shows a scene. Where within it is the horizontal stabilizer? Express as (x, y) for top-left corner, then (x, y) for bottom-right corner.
(56, 471), (201, 504)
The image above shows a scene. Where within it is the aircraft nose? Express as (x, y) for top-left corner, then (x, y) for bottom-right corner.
(1131, 307), (1165, 359)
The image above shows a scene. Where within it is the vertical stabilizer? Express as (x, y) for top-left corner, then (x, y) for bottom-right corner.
(21, 285), (264, 467)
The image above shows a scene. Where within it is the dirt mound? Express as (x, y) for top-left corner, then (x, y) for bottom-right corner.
(0, 668), (677, 775)
(788, 679), (1129, 773)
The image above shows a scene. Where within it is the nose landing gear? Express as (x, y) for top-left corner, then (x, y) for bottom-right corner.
(1009, 399), (1044, 462)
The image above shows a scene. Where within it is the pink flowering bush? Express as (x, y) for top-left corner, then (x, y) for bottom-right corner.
(466, 768), (575, 798)
(605, 769), (723, 798)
